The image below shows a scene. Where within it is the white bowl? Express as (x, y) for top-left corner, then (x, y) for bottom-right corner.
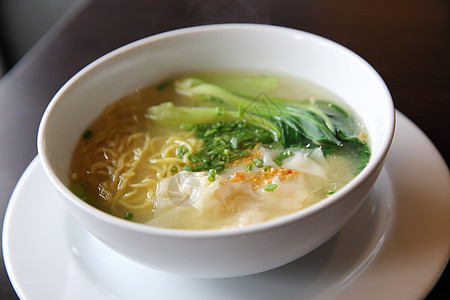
(37, 24), (395, 278)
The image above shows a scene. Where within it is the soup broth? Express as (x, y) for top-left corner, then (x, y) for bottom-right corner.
(69, 72), (370, 229)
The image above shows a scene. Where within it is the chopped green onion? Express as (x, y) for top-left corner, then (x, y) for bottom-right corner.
(125, 212), (133, 220)
(273, 157), (283, 166)
(280, 150), (293, 159)
(208, 169), (217, 182)
(169, 120), (274, 174)
(188, 155), (200, 163)
(264, 183), (278, 192)
(171, 167), (178, 173)
(183, 166), (194, 172)
(274, 150), (294, 166)
(253, 157), (264, 168)
(204, 128), (217, 137)
(230, 137), (238, 149)
(176, 146), (188, 158)
(263, 165), (272, 172)
(194, 164), (207, 172)
(246, 163), (253, 172)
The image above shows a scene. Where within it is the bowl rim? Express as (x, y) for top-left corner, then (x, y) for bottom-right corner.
(38, 23), (396, 238)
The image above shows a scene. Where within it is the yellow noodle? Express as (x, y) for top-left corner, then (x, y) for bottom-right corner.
(118, 199), (153, 210)
(70, 90), (203, 222)
(150, 157), (184, 164)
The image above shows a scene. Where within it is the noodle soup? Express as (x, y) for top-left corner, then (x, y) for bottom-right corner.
(69, 73), (370, 229)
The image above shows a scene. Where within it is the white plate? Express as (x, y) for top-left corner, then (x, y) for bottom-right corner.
(3, 112), (450, 300)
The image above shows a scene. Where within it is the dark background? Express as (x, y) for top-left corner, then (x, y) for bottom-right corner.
(0, 0), (448, 299)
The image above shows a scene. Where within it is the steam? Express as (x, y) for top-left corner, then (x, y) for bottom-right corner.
(184, 0), (270, 24)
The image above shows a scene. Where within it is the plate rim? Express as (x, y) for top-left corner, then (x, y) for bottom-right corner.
(3, 111), (449, 300)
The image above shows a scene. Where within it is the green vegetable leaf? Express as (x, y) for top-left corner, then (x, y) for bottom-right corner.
(188, 74), (280, 98)
(335, 138), (371, 175)
(208, 169), (217, 182)
(264, 183), (278, 192)
(314, 100), (355, 140)
(145, 74), (371, 175)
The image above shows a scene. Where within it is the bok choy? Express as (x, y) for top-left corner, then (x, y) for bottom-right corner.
(146, 75), (370, 174)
